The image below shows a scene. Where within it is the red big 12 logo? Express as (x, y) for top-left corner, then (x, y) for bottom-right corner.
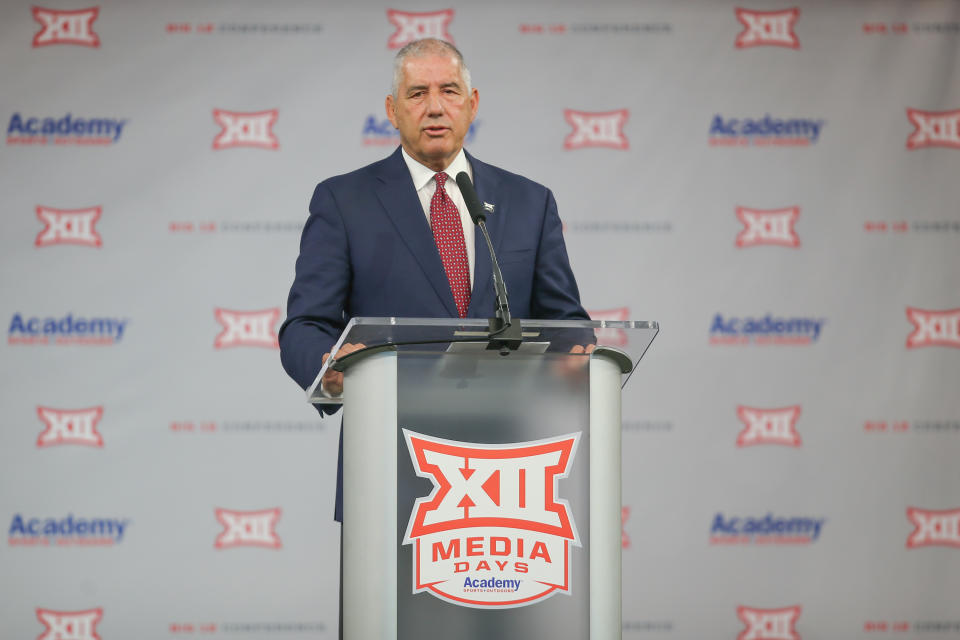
(734, 8), (800, 49)
(36, 406), (104, 448)
(36, 608), (103, 640)
(906, 307), (960, 349)
(35, 206), (102, 248)
(736, 405), (802, 447)
(214, 508), (282, 549)
(737, 605), (801, 640)
(906, 507), (960, 548)
(214, 308), (281, 349)
(563, 109), (629, 150)
(32, 7), (100, 47)
(386, 9), (454, 49)
(906, 108), (960, 150)
(402, 429), (580, 608)
(212, 109), (279, 150)
(735, 206), (800, 248)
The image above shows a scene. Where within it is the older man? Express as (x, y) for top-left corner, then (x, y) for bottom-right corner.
(279, 38), (588, 521)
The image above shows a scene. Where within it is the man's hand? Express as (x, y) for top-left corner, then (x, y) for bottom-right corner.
(569, 344), (596, 356)
(551, 342), (597, 380)
(320, 342), (366, 397)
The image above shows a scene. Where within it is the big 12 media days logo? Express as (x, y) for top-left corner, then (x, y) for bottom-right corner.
(402, 430), (581, 608)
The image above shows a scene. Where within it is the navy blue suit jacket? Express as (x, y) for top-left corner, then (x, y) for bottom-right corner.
(279, 147), (588, 520)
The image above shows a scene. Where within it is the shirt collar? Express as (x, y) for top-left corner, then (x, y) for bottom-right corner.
(400, 146), (472, 191)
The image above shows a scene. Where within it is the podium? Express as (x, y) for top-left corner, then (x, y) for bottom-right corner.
(309, 317), (658, 640)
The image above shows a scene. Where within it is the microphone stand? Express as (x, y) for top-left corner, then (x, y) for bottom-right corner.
(456, 172), (523, 353)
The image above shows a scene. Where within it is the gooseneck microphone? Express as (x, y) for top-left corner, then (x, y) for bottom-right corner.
(455, 171), (523, 351)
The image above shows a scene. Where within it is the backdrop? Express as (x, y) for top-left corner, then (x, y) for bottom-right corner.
(2, 0), (958, 638)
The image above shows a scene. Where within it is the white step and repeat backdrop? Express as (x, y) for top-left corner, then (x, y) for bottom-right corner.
(1, 0), (958, 638)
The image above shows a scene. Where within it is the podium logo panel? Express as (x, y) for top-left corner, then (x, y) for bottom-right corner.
(402, 430), (581, 608)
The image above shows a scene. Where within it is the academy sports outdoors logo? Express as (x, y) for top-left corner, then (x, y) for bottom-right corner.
(906, 307), (960, 349)
(7, 113), (127, 145)
(589, 307), (629, 347)
(710, 313), (825, 345)
(32, 7), (100, 47)
(37, 406), (104, 448)
(37, 608), (103, 640)
(734, 8), (800, 49)
(737, 406), (801, 448)
(214, 308), (281, 349)
(212, 109), (279, 150)
(9, 513), (129, 546)
(564, 109), (629, 150)
(906, 507), (960, 549)
(386, 9), (454, 49)
(736, 207), (799, 248)
(906, 108), (960, 150)
(737, 606), (801, 640)
(36, 206), (102, 247)
(710, 114), (824, 147)
(8, 313), (128, 345)
(712, 513), (824, 545)
(214, 508), (282, 549)
(403, 430), (580, 608)
(362, 114), (479, 146)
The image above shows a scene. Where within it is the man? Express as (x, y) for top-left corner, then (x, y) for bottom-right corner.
(279, 38), (589, 521)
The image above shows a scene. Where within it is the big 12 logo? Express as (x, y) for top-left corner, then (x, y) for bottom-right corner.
(402, 429), (581, 608)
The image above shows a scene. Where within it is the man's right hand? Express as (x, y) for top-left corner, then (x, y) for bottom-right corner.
(320, 342), (366, 397)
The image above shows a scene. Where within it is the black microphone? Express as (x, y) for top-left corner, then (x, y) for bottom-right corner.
(455, 171), (523, 351)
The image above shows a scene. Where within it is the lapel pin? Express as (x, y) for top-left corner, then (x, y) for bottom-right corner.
(482, 202), (495, 213)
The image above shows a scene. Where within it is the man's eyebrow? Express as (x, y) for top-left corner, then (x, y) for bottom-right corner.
(405, 81), (462, 95)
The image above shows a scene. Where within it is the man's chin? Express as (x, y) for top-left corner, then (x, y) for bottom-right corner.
(413, 144), (457, 167)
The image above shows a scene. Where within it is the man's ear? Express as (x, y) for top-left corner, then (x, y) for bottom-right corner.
(385, 95), (398, 129)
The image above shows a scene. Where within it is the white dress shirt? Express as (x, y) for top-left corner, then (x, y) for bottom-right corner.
(400, 147), (475, 288)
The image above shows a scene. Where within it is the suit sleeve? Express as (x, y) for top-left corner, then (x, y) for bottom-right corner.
(531, 189), (590, 321)
(278, 181), (352, 392)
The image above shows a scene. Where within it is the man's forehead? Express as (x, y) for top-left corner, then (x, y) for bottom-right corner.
(400, 55), (463, 85)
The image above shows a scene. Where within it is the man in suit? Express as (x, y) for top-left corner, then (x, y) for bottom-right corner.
(279, 38), (590, 521)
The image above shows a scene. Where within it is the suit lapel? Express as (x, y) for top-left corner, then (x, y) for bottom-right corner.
(466, 152), (505, 318)
(372, 148), (458, 317)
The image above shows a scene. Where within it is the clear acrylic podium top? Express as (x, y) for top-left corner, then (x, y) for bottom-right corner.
(308, 317), (658, 404)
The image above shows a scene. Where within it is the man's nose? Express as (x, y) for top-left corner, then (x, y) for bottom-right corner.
(425, 91), (444, 115)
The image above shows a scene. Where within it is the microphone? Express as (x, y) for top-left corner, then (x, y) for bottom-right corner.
(455, 171), (523, 351)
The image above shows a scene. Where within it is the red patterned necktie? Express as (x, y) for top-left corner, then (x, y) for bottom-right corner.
(430, 172), (471, 318)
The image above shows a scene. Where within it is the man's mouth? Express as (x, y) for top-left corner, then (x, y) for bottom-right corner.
(424, 126), (449, 135)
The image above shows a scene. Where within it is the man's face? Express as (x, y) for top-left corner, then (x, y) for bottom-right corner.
(386, 53), (478, 172)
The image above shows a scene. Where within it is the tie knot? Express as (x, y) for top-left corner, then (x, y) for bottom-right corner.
(434, 172), (447, 189)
